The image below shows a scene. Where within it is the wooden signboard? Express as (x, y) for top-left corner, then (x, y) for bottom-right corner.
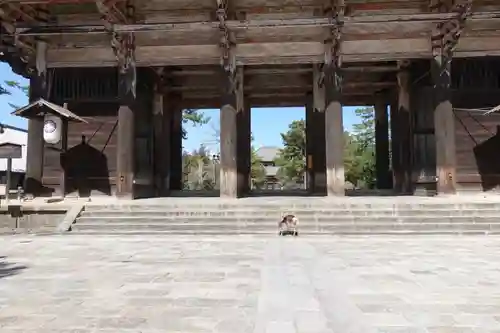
(0, 142), (22, 204)
(0, 143), (22, 159)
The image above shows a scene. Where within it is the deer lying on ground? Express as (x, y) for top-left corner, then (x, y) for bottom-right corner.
(278, 214), (299, 236)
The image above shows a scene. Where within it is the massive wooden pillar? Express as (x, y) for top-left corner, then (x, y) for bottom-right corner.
(431, 1), (465, 194)
(324, 69), (345, 196)
(311, 65), (327, 194)
(153, 87), (171, 196)
(323, 1), (345, 196)
(434, 86), (456, 194)
(25, 41), (47, 196)
(396, 66), (413, 194)
(375, 97), (391, 189)
(216, 1), (246, 198)
(237, 100), (251, 194)
(432, 59), (456, 194)
(169, 98), (183, 191)
(305, 93), (314, 193)
(429, 0), (471, 194)
(96, 0), (139, 199)
(390, 100), (401, 191)
(116, 104), (135, 198)
(220, 68), (244, 198)
(152, 83), (183, 196)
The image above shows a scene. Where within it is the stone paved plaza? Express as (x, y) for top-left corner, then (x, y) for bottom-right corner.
(1, 235), (500, 332)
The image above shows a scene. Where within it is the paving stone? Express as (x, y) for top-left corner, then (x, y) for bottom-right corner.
(264, 321), (296, 333)
(364, 313), (411, 326)
(375, 327), (428, 333)
(427, 327), (476, 333)
(293, 310), (330, 333)
(1, 235), (500, 331)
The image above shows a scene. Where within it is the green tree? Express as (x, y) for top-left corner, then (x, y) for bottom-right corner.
(348, 107), (376, 188)
(182, 144), (213, 190)
(274, 119), (306, 185)
(272, 109), (377, 190)
(182, 109), (210, 140)
(1, 80), (29, 109)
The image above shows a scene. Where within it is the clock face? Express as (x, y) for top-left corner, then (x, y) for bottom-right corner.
(44, 120), (56, 133)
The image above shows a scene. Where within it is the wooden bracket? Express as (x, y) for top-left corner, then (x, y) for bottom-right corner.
(431, 0), (472, 85)
(216, 0), (238, 95)
(96, 0), (136, 100)
(0, 3), (48, 66)
(320, 0), (344, 96)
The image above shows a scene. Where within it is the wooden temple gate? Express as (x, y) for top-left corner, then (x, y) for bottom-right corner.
(2, 0), (500, 199)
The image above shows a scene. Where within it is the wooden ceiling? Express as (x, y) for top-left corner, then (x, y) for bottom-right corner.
(1, 0), (500, 107)
(167, 63), (398, 108)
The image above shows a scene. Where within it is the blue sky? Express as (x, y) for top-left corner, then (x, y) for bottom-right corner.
(183, 107), (360, 153)
(0, 62), (361, 152)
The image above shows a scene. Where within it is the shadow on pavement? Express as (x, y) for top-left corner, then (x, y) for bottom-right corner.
(0, 256), (27, 279)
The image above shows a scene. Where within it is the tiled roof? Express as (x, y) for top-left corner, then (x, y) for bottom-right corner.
(12, 98), (87, 123)
(256, 146), (280, 162)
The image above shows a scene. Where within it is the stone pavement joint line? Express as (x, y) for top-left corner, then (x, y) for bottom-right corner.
(0, 235), (500, 332)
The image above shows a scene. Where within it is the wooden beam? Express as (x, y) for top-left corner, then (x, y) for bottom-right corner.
(181, 94), (376, 109)
(0, 4), (36, 64)
(183, 89), (381, 99)
(46, 36), (500, 67)
(167, 80), (394, 92)
(169, 67), (312, 76)
(16, 12), (500, 36)
(168, 66), (393, 77)
(343, 65), (399, 73)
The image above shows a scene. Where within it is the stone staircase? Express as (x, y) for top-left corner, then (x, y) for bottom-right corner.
(68, 198), (500, 235)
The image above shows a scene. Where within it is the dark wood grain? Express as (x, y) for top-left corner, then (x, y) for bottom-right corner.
(42, 102), (119, 197)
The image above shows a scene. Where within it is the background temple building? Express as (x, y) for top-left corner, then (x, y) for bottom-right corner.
(1, 0), (500, 199)
(255, 146), (282, 190)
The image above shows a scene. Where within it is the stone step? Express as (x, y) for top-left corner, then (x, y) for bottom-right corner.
(75, 215), (500, 224)
(84, 202), (500, 211)
(79, 208), (500, 218)
(71, 200), (500, 235)
(80, 209), (500, 221)
(72, 221), (499, 229)
(70, 222), (497, 235)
